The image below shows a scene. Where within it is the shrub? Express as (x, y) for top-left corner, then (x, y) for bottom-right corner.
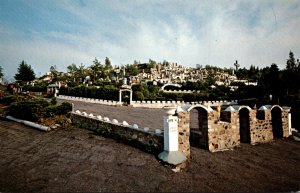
(0, 95), (16, 105)
(9, 99), (48, 121)
(50, 97), (57, 105)
(56, 102), (72, 115)
(45, 105), (58, 117)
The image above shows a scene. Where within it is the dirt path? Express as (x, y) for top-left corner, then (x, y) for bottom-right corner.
(1, 119), (299, 192)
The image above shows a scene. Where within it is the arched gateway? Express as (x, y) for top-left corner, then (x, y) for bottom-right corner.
(119, 85), (132, 105)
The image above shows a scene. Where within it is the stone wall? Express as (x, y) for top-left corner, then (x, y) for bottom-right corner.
(282, 110), (290, 137)
(71, 113), (163, 154)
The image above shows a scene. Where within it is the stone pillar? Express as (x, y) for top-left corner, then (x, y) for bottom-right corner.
(282, 109), (290, 137)
(177, 111), (190, 159)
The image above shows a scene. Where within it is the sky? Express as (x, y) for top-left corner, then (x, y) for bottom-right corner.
(0, 0), (300, 80)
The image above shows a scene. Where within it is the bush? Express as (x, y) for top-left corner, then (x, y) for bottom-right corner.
(9, 99), (49, 121)
(0, 95), (16, 105)
(56, 102), (72, 115)
(8, 99), (71, 121)
(50, 97), (57, 105)
(45, 105), (58, 117)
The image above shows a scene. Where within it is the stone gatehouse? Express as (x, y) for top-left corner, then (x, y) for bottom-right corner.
(173, 104), (291, 158)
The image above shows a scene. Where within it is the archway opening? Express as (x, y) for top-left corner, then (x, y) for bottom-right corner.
(189, 107), (208, 149)
(271, 107), (283, 138)
(239, 108), (251, 143)
(119, 89), (132, 105)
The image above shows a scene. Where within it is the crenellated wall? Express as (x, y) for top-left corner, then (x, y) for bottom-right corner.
(208, 110), (240, 152)
(249, 109), (273, 144)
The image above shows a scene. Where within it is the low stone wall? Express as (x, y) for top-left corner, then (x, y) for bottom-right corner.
(71, 112), (163, 154)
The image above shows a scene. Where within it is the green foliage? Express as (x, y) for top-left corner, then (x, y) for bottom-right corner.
(0, 95), (16, 105)
(14, 61), (35, 84)
(0, 65), (3, 79)
(23, 82), (47, 92)
(56, 102), (72, 115)
(9, 99), (49, 121)
(59, 85), (119, 100)
(125, 64), (138, 76)
(50, 97), (57, 105)
(9, 98), (72, 121)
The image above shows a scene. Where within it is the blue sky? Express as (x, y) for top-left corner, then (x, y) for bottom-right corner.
(0, 0), (300, 80)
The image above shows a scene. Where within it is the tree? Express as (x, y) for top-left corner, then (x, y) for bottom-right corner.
(90, 58), (104, 81)
(14, 61), (35, 84)
(125, 64), (138, 76)
(0, 65), (3, 79)
(50, 65), (58, 83)
(286, 51), (297, 71)
(104, 57), (112, 71)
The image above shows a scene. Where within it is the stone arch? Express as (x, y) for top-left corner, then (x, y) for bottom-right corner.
(239, 107), (251, 143)
(271, 106), (283, 138)
(188, 106), (209, 149)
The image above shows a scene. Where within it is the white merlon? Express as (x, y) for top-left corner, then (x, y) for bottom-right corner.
(112, 119), (119, 124)
(132, 124), (139, 129)
(103, 117), (110, 122)
(155, 129), (162, 134)
(89, 113), (94, 118)
(143, 127), (149, 132)
(122, 121), (129, 126)
(97, 115), (102, 120)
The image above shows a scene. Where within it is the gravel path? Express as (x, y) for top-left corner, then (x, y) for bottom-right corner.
(1, 119), (300, 192)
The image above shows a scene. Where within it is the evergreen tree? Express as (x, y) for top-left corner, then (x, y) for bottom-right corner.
(286, 51), (296, 71)
(0, 65), (3, 79)
(14, 61), (35, 84)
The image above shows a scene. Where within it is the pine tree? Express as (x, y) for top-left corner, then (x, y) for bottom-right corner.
(14, 61), (35, 84)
